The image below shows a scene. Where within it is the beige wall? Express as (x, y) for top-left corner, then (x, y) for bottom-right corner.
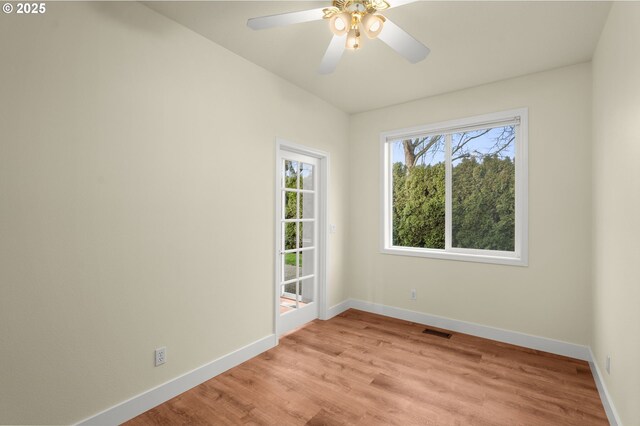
(0, 3), (349, 424)
(348, 63), (593, 345)
(592, 3), (640, 424)
(2, 1), (638, 424)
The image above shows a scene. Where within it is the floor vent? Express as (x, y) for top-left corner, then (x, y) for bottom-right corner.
(423, 328), (452, 339)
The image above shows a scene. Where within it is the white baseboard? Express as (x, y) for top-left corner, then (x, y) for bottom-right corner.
(588, 348), (622, 426)
(75, 334), (277, 426)
(324, 299), (352, 320)
(348, 299), (591, 360)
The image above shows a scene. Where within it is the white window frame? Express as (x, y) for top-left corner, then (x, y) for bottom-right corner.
(380, 108), (528, 266)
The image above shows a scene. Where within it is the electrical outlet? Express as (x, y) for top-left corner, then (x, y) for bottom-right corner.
(155, 347), (166, 367)
(606, 355), (611, 374)
(410, 289), (417, 300)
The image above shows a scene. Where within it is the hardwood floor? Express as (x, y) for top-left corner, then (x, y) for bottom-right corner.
(125, 309), (608, 425)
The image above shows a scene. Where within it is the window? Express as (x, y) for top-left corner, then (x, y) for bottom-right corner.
(381, 109), (528, 266)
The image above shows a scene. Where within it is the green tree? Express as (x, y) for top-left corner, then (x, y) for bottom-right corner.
(284, 166), (297, 254)
(451, 156), (515, 251)
(393, 162), (445, 248)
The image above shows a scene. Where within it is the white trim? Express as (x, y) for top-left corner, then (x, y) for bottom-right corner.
(348, 299), (590, 360)
(445, 134), (453, 251)
(380, 110), (524, 141)
(275, 139), (330, 333)
(588, 348), (623, 426)
(325, 299), (352, 320)
(380, 108), (529, 267)
(317, 153), (329, 321)
(75, 334), (276, 426)
(283, 188), (315, 194)
(282, 246), (315, 254)
(380, 246), (527, 266)
(516, 109), (529, 265)
(281, 273), (315, 286)
(380, 139), (391, 260)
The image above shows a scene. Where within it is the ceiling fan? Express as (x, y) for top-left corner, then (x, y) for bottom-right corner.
(247, 0), (430, 74)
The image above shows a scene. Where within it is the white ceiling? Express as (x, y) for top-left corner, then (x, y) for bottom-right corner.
(145, 1), (611, 113)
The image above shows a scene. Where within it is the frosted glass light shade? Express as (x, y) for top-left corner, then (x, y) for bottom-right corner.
(361, 14), (385, 39)
(329, 12), (352, 36)
(346, 27), (361, 50)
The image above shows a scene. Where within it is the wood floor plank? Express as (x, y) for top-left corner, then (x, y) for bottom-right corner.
(125, 309), (607, 425)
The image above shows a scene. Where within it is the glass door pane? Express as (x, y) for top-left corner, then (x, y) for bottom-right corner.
(279, 157), (317, 319)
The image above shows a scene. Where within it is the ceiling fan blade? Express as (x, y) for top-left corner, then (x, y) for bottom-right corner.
(247, 7), (326, 30)
(319, 35), (347, 74)
(377, 19), (430, 63)
(387, 0), (420, 9)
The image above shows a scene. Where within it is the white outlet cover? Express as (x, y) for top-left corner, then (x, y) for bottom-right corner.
(155, 347), (166, 366)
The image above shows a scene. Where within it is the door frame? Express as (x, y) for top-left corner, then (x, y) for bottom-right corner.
(274, 138), (329, 342)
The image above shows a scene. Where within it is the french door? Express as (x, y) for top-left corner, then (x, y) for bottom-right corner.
(276, 150), (319, 335)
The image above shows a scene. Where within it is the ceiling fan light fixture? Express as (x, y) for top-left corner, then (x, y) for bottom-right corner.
(247, 0), (431, 74)
(329, 12), (352, 36)
(346, 26), (361, 50)
(361, 13), (385, 39)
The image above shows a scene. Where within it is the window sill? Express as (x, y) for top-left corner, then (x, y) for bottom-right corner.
(381, 246), (528, 267)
